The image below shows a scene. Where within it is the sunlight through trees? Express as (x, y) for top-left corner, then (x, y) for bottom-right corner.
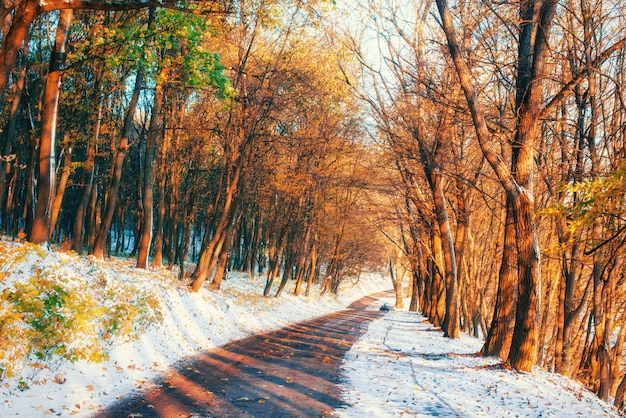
(0, 0), (625, 408)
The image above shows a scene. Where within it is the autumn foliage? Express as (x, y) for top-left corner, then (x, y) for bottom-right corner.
(0, 0), (625, 409)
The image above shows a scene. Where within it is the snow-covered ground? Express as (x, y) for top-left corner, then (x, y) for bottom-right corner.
(1, 240), (623, 417)
(339, 302), (622, 417)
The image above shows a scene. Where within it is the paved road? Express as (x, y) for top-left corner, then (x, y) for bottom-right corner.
(93, 291), (391, 417)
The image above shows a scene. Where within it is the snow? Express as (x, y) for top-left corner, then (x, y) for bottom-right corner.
(338, 304), (621, 417)
(1, 240), (623, 417)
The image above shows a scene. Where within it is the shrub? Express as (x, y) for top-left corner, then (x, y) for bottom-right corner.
(0, 249), (161, 388)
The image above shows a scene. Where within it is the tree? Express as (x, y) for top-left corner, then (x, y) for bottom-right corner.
(435, 0), (558, 372)
(136, 8), (230, 268)
(28, 9), (73, 244)
(91, 13), (150, 259)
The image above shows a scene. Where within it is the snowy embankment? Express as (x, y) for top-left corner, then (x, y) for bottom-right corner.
(0, 239), (389, 416)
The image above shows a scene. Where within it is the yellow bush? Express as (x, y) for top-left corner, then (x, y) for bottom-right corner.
(0, 255), (161, 389)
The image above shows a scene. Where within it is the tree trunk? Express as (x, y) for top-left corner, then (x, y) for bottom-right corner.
(86, 172), (100, 249)
(137, 61), (164, 268)
(48, 136), (71, 238)
(610, 322), (626, 396)
(409, 265), (420, 312)
(304, 241), (318, 297)
(506, 0), (557, 373)
(29, 9), (72, 244)
(507, 188), (541, 371)
(71, 81), (103, 252)
(388, 253), (404, 309)
(293, 227), (311, 296)
(482, 199), (516, 359)
(0, 1), (38, 99)
(435, 0), (557, 372)
(212, 246), (229, 289)
(210, 224), (234, 291)
(23, 130), (37, 236)
(275, 249), (294, 298)
(248, 216), (262, 278)
(428, 224), (446, 327)
(615, 374), (626, 411)
(263, 243), (281, 296)
(320, 221), (345, 296)
(209, 218), (236, 290)
(91, 64), (146, 258)
(432, 170), (459, 338)
(190, 153), (243, 292)
(0, 35), (29, 224)
(151, 158), (167, 268)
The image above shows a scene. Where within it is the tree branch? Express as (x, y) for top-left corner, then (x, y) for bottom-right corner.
(540, 37), (626, 119)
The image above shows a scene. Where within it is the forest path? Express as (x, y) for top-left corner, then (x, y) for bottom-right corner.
(93, 290), (393, 418)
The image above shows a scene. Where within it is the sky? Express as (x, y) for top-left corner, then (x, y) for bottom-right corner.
(0, 239), (623, 417)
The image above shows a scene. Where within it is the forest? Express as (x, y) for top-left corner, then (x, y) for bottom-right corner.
(0, 0), (625, 409)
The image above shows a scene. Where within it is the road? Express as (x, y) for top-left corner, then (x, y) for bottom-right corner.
(93, 291), (391, 417)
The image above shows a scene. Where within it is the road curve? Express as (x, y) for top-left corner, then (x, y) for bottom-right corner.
(93, 290), (392, 418)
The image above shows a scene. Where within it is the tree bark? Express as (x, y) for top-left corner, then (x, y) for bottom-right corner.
(482, 198), (516, 359)
(189, 151), (244, 292)
(0, 1), (39, 99)
(151, 142), (168, 268)
(388, 253), (405, 309)
(435, 0), (557, 371)
(92, 63), (146, 258)
(293, 227), (311, 296)
(29, 8), (73, 244)
(137, 57), (164, 268)
(615, 374), (626, 410)
(0, 34), (29, 224)
(431, 170), (459, 338)
(304, 240), (318, 297)
(49, 135), (72, 238)
(72, 122), (99, 253)
(506, 0), (557, 372)
(430, 226), (446, 327)
(209, 216), (237, 290)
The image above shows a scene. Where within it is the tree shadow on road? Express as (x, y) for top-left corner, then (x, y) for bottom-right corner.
(94, 297), (387, 418)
